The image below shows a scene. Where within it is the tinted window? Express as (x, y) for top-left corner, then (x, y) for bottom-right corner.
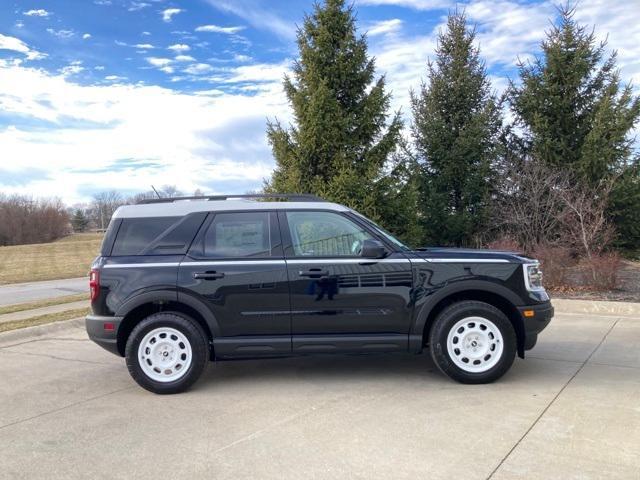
(286, 211), (374, 257)
(204, 212), (271, 258)
(112, 217), (178, 256)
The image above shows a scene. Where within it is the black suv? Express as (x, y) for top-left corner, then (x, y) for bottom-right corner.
(86, 194), (553, 394)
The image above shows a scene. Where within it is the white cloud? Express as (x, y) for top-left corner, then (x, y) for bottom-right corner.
(135, 43), (155, 49)
(195, 24), (245, 34)
(0, 34), (46, 61)
(168, 43), (190, 52)
(146, 57), (172, 67)
(161, 8), (183, 22)
(573, 0), (640, 86)
(94, 65), (105, 70)
(357, 0), (450, 9)
(47, 28), (75, 39)
(0, 61), (289, 203)
(83, 33), (92, 40)
(183, 63), (213, 75)
(128, 1), (151, 11)
(233, 54), (252, 62)
(141, 31), (151, 36)
(15, 21), (25, 28)
(105, 75), (127, 81)
(213, 61), (290, 84)
(367, 19), (403, 37)
(23, 9), (51, 17)
(465, 0), (551, 67)
(59, 64), (84, 76)
(369, 32), (438, 114)
(203, 0), (294, 40)
(175, 55), (196, 62)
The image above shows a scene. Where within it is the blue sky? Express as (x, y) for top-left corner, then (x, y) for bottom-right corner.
(1, 0), (639, 205)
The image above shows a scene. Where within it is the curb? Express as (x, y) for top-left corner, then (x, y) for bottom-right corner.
(552, 298), (640, 317)
(0, 317), (85, 345)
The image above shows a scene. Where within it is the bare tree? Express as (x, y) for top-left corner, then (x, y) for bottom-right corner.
(557, 177), (617, 282)
(492, 159), (566, 252)
(91, 191), (124, 230)
(0, 194), (70, 245)
(158, 185), (182, 198)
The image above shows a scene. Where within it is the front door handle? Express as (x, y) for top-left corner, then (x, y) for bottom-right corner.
(193, 271), (225, 280)
(299, 269), (329, 278)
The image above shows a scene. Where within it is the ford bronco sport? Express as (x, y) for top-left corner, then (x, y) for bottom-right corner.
(86, 194), (553, 394)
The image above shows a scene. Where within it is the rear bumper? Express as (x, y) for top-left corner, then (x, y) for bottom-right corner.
(519, 301), (554, 350)
(86, 315), (123, 356)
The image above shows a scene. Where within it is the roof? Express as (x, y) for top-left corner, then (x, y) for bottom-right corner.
(112, 199), (349, 219)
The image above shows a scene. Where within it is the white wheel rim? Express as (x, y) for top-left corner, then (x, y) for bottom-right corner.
(138, 327), (193, 382)
(446, 316), (504, 373)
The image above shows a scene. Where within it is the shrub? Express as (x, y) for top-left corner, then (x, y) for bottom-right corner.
(579, 252), (622, 291)
(532, 244), (574, 290)
(486, 236), (522, 252)
(0, 194), (70, 246)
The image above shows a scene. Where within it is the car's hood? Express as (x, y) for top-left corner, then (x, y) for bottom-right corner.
(411, 247), (532, 264)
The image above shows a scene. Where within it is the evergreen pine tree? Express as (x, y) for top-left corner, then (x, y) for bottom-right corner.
(71, 209), (89, 233)
(509, 7), (640, 250)
(265, 0), (404, 226)
(411, 12), (502, 247)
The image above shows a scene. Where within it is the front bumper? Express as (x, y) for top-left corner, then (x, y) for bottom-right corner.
(86, 315), (123, 356)
(518, 301), (554, 350)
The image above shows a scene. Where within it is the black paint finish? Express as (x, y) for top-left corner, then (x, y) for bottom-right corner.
(87, 207), (553, 360)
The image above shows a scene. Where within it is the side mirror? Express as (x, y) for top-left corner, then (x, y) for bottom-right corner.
(360, 239), (387, 259)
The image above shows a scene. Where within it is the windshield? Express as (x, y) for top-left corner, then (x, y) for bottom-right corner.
(351, 211), (412, 251)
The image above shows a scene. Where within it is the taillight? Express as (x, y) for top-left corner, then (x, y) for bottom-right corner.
(89, 268), (100, 302)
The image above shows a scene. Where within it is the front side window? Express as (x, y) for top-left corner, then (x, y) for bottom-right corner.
(203, 212), (271, 258)
(286, 211), (374, 257)
(351, 211), (411, 250)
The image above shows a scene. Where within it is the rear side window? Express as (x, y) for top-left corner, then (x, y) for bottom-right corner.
(112, 217), (179, 256)
(203, 212), (271, 258)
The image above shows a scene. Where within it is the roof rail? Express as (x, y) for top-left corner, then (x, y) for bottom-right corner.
(137, 193), (326, 204)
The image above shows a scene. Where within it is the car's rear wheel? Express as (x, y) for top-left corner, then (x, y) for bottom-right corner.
(125, 312), (209, 394)
(429, 301), (516, 384)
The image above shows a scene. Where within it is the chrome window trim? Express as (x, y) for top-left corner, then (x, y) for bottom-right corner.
(422, 258), (510, 263)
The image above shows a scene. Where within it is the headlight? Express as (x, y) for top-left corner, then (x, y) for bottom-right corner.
(524, 263), (544, 291)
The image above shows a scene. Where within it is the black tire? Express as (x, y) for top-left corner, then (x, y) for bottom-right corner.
(428, 301), (516, 384)
(125, 312), (209, 394)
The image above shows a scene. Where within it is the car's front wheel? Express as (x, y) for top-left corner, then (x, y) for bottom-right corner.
(429, 301), (516, 384)
(125, 312), (209, 394)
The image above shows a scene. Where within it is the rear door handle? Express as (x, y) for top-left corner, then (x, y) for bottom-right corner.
(193, 271), (225, 280)
(299, 269), (329, 278)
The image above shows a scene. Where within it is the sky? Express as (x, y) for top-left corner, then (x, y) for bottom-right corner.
(0, 0), (639, 205)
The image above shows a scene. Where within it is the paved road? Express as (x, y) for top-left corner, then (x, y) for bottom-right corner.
(0, 277), (87, 306)
(0, 305), (638, 479)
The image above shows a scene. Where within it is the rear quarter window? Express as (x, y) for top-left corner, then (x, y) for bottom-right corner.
(111, 217), (179, 256)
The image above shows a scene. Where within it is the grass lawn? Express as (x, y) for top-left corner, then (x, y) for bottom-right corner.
(0, 293), (88, 315)
(0, 307), (89, 333)
(0, 233), (103, 285)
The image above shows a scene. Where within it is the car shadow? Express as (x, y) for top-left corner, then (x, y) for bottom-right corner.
(196, 352), (449, 388)
(192, 347), (571, 392)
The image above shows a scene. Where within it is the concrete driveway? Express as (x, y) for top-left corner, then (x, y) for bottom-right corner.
(0, 301), (638, 479)
(0, 277), (87, 306)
